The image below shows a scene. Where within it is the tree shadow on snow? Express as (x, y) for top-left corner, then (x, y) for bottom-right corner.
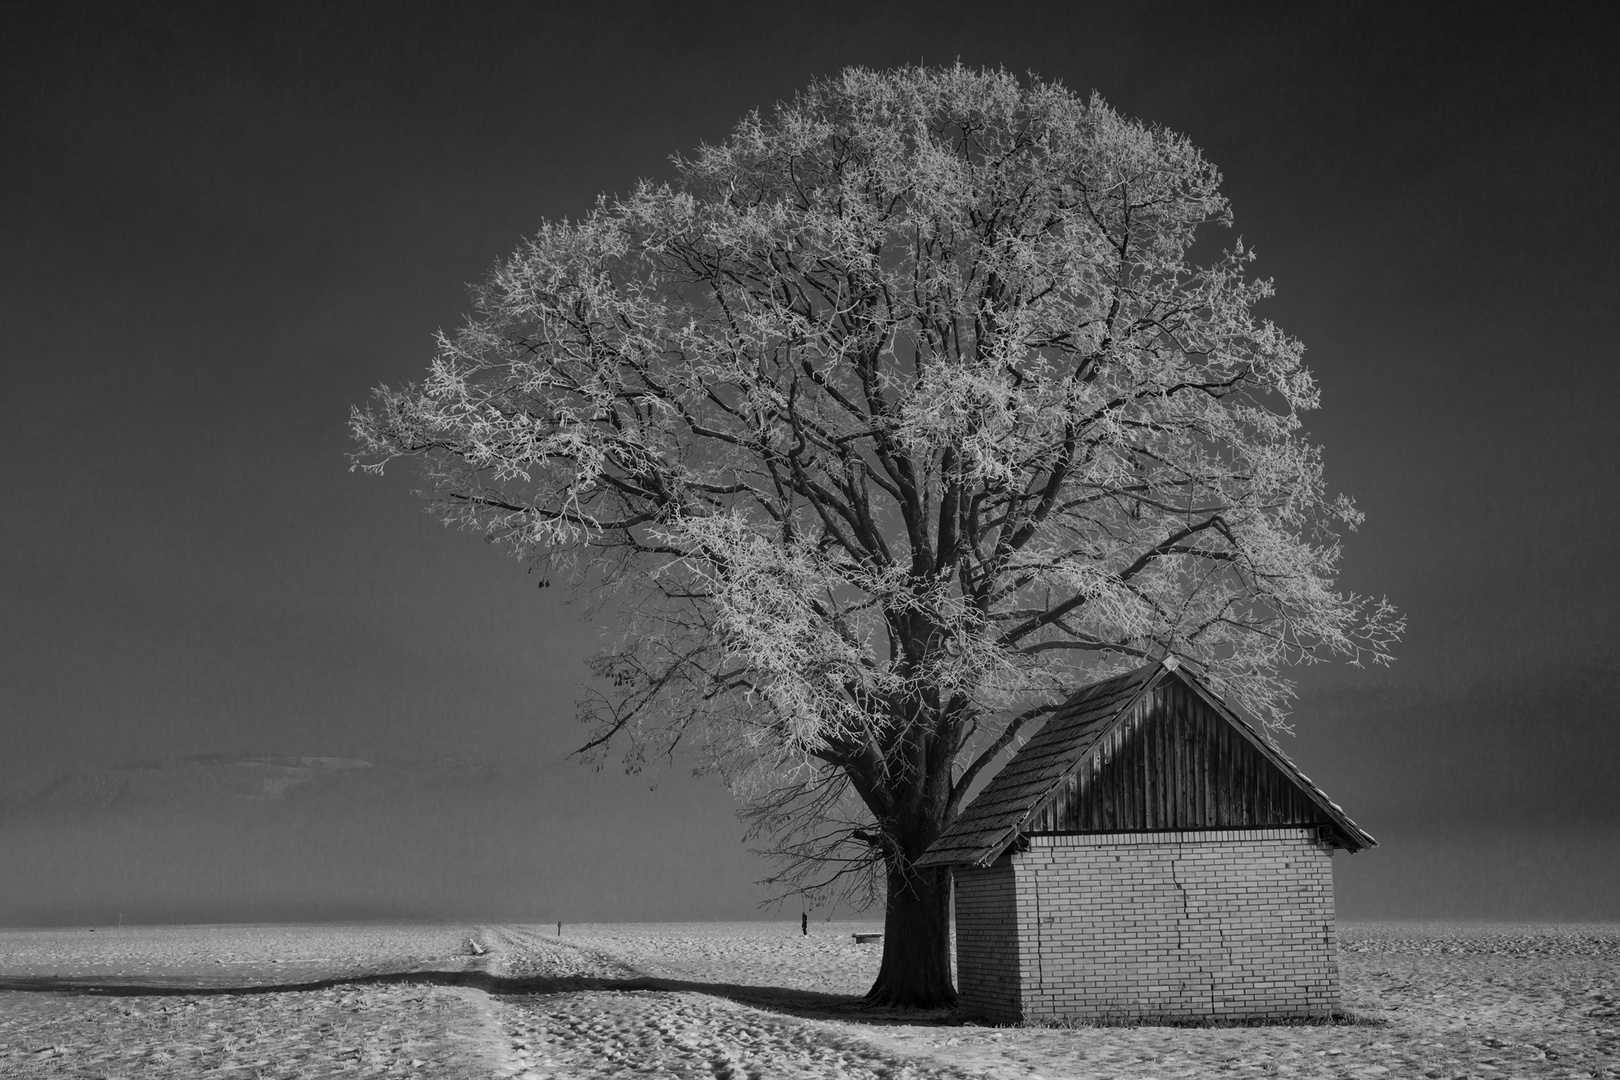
(0, 968), (956, 1026)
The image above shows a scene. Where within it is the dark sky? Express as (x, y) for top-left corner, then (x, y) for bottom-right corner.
(2, 1), (1617, 925)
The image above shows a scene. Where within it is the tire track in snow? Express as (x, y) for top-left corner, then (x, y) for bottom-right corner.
(491, 988), (974, 1080)
(477, 925), (974, 1079)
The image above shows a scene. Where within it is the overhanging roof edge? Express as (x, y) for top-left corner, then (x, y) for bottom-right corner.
(1169, 668), (1378, 852)
(917, 664), (1170, 868)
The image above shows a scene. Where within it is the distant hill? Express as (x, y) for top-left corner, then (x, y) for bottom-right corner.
(2, 753), (506, 819)
(0, 748), (776, 926)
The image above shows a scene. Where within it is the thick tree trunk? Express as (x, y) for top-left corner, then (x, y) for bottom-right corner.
(865, 861), (957, 1008)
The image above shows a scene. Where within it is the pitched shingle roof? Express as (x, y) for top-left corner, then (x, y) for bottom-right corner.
(917, 660), (1375, 868)
(917, 664), (1160, 869)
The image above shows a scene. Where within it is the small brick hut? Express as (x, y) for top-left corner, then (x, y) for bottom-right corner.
(918, 658), (1374, 1023)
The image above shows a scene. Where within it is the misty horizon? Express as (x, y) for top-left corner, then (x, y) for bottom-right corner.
(5, 652), (1616, 927)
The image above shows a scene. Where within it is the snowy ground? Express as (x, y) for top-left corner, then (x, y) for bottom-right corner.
(0, 920), (1615, 1078)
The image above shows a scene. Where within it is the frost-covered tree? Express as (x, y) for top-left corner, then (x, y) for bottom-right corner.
(352, 65), (1400, 1007)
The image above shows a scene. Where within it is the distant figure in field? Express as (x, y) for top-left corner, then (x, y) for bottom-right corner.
(557, 921), (562, 937)
(801, 912), (807, 936)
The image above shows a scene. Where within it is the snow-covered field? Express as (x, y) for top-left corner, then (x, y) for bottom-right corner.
(1, 920), (1615, 1078)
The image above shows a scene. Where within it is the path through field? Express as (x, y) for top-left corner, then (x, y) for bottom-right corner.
(0, 922), (1615, 1078)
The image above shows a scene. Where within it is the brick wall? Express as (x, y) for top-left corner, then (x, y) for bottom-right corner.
(954, 828), (1339, 1022)
(1012, 828), (1339, 1021)
(953, 859), (1022, 1022)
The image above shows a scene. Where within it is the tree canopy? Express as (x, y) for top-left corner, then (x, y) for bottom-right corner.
(352, 64), (1400, 1006)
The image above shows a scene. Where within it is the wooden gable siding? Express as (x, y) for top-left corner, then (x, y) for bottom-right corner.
(1026, 679), (1329, 833)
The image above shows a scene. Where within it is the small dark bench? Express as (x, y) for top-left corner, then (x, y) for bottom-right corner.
(851, 933), (883, 944)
